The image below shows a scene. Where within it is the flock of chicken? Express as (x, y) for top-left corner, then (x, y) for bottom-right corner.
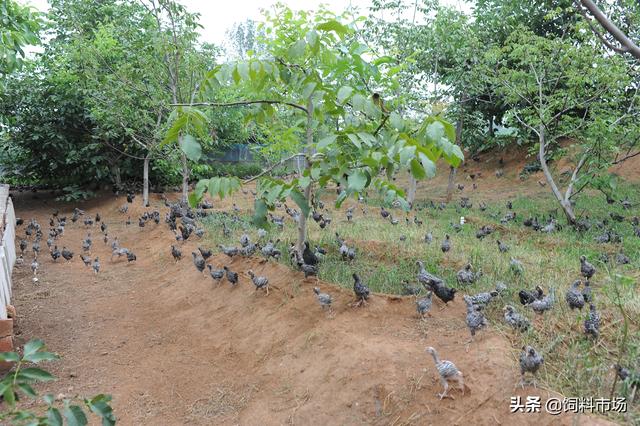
(12, 186), (637, 403)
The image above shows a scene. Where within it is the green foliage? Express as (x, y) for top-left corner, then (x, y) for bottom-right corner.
(0, 0), (42, 75)
(0, 339), (115, 426)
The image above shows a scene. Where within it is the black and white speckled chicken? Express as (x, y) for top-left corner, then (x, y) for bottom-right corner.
(19, 239), (27, 255)
(584, 303), (600, 338)
(50, 246), (60, 262)
(82, 233), (92, 252)
(614, 365), (640, 394)
(528, 287), (555, 314)
(126, 251), (137, 263)
(31, 240), (40, 258)
(616, 252), (630, 265)
(218, 244), (239, 258)
(416, 261), (444, 289)
(338, 239), (356, 261)
(456, 264), (480, 286)
(192, 252), (205, 273)
(466, 290), (498, 308)
(580, 255), (596, 279)
(92, 257), (100, 274)
(261, 240), (281, 260)
(510, 257), (524, 275)
(313, 287), (332, 311)
(239, 242), (258, 257)
(83, 216), (94, 227)
(352, 273), (370, 307)
(30, 258), (38, 276)
(500, 211), (516, 224)
(80, 254), (91, 267)
(170, 245), (182, 262)
(380, 207), (390, 219)
(301, 263), (318, 278)
(465, 302), (488, 341)
(497, 240), (509, 253)
(346, 207), (354, 222)
(582, 280), (592, 303)
(503, 305), (530, 331)
(565, 279), (585, 310)
(401, 280), (422, 296)
(239, 233), (250, 248)
(416, 291), (433, 318)
(198, 246), (212, 260)
(519, 346), (543, 387)
(426, 347), (465, 399)
(223, 266), (238, 285)
(440, 234), (451, 253)
(207, 264), (224, 284)
(61, 246), (73, 262)
(248, 270), (269, 294)
(424, 232), (433, 244)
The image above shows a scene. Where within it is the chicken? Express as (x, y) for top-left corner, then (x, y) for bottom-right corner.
(464, 298), (488, 341)
(440, 234), (451, 253)
(401, 280), (422, 296)
(380, 207), (390, 219)
(565, 279), (585, 310)
(302, 241), (319, 266)
(126, 252), (137, 263)
(503, 305), (530, 332)
(207, 264), (224, 284)
(198, 246), (212, 260)
(416, 291), (433, 318)
(529, 287), (555, 314)
(301, 263), (318, 278)
(416, 261), (444, 289)
(616, 252), (630, 265)
(580, 255), (596, 279)
(456, 264), (480, 286)
(50, 246), (60, 262)
(582, 280), (592, 303)
(339, 240), (356, 261)
(424, 232), (433, 244)
(223, 266), (238, 285)
(80, 254), (91, 267)
(19, 239), (27, 255)
(239, 233), (250, 248)
(248, 270), (269, 295)
(171, 245), (182, 261)
(191, 252), (205, 273)
(518, 285), (543, 305)
(584, 304), (600, 339)
(426, 347), (465, 399)
(61, 247), (74, 262)
(218, 244), (239, 258)
(510, 257), (524, 276)
(466, 290), (498, 309)
(497, 240), (509, 253)
(92, 257), (100, 274)
(30, 258), (38, 276)
(261, 240), (282, 260)
(352, 273), (370, 307)
(313, 287), (332, 312)
(519, 346), (544, 388)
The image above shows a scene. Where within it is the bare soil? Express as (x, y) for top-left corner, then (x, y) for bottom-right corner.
(8, 145), (630, 425)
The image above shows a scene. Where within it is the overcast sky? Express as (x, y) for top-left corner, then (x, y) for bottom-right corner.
(24, 0), (470, 46)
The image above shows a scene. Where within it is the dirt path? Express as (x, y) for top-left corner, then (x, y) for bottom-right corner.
(8, 186), (615, 425)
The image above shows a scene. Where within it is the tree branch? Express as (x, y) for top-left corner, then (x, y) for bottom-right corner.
(578, 0), (640, 59)
(171, 100), (308, 114)
(242, 153), (306, 184)
(564, 151), (589, 201)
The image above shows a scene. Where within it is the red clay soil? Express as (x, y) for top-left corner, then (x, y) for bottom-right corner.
(8, 189), (616, 426)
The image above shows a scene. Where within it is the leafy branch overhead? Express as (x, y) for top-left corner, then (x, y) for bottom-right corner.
(169, 5), (463, 227)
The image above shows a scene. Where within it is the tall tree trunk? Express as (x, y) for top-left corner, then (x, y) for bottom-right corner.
(538, 125), (577, 224)
(488, 116), (495, 138)
(180, 150), (189, 204)
(297, 98), (314, 257)
(112, 165), (122, 190)
(407, 176), (417, 207)
(142, 153), (150, 207)
(446, 100), (465, 202)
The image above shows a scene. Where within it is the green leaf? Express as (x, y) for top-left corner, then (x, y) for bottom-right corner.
(400, 146), (416, 165)
(19, 367), (55, 382)
(288, 39), (306, 59)
(237, 62), (249, 81)
(425, 121), (445, 143)
(86, 394), (116, 426)
(64, 404), (88, 426)
(389, 112), (404, 130)
(43, 393), (55, 405)
(187, 192), (200, 208)
(409, 158), (426, 179)
(317, 134), (337, 150)
(0, 351), (19, 363)
(419, 153), (436, 178)
(17, 383), (37, 398)
(347, 169), (368, 192)
(23, 351), (59, 363)
(347, 134), (361, 149)
(179, 134), (202, 161)
(302, 82), (316, 100)
(299, 176), (311, 188)
(335, 190), (348, 208)
(336, 86), (353, 104)
(305, 30), (319, 48)
(289, 189), (310, 218)
(3, 386), (15, 407)
(23, 339), (44, 357)
(316, 19), (350, 36)
(252, 199), (269, 229)
(48, 407), (63, 426)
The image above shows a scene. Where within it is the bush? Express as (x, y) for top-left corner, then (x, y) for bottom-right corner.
(208, 162), (263, 179)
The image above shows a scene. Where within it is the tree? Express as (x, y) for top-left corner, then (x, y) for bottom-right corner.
(176, 5), (463, 256)
(0, 0), (42, 76)
(489, 29), (632, 224)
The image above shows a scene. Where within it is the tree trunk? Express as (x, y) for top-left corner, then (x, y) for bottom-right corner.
(446, 101), (465, 202)
(296, 98), (314, 257)
(180, 151), (189, 204)
(538, 125), (577, 224)
(142, 153), (150, 207)
(488, 116), (495, 138)
(407, 176), (417, 207)
(112, 165), (122, 190)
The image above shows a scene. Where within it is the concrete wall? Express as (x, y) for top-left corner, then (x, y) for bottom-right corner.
(0, 185), (15, 320)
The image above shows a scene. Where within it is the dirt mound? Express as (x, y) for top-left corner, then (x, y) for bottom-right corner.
(8, 191), (617, 425)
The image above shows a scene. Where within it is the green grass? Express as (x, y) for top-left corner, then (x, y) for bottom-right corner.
(201, 183), (640, 424)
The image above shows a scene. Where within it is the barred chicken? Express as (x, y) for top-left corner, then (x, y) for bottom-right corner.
(580, 255), (596, 279)
(248, 270), (269, 295)
(584, 303), (600, 339)
(519, 346), (544, 388)
(207, 264), (224, 284)
(426, 347), (465, 399)
(223, 266), (238, 285)
(565, 279), (585, 310)
(313, 287), (332, 312)
(503, 305), (530, 332)
(191, 252), (205, 273)
(352, 273), (370, 307)
(416, 291), (433, 318)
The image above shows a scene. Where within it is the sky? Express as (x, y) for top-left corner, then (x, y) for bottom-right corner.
(24, 0), (470, 46)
